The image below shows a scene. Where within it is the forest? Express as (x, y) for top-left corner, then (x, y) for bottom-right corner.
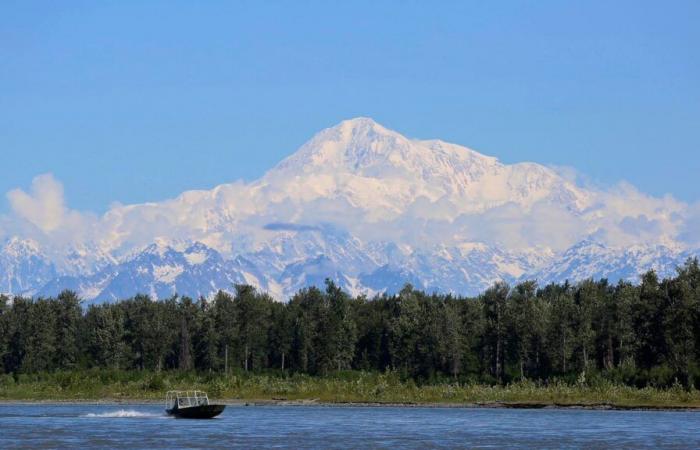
(1, 258), (699, 391)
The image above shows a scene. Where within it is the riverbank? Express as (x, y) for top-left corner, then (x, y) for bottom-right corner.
(1, 370), (699, 410)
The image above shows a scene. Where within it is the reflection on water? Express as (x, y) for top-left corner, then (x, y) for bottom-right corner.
(1, 404), (698, 449)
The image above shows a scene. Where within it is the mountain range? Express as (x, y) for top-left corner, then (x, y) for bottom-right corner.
(1, 118), (696, 303)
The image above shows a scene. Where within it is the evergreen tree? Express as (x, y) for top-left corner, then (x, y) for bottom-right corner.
(53, 290), (81, 369)
(611, 281), (638, 368)
(440, 299), (464, 379)
(323, 280), (357, 372)
(234, 285), (272, 371)
(124, 295), (174, 371)
(353, 295), (392, 372)
(268, 301), (293, 370)
(633, 271), (667, 370)
(573, 279), (600, 372)
(543, 283), (575, 374)
(83, 305), (128, 368)
(21, 299), (57, 373)
(0, 295), (8, 373)
(507, 281), (541, 380)
(193, 298), (218, 371)
(482, 282), (509, 382)
(212, 290), (236, 372)
(388, 285), (422, 376)
(288, 287), (323, 373)
(664, 259), (699, 386)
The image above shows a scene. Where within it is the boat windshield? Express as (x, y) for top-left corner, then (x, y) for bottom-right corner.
(166, 391), (210, 409)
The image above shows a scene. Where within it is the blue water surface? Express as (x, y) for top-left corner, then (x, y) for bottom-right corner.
(0, 403), (698, 449)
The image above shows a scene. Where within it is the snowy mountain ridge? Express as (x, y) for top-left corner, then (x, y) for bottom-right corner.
(0, 118), (695, 302)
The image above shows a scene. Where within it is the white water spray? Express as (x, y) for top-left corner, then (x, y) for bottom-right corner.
(84, 409), (164, 418)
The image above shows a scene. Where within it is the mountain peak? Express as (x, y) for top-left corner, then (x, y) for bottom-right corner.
(259, 116), (590, 216)
(337, 116), (381, 127)
(268, 117), (472, 179)
(333, 117), (392, 136)
(2, 237), (42, 257)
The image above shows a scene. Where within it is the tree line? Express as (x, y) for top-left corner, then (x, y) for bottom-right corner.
(1, 259), (699, 388)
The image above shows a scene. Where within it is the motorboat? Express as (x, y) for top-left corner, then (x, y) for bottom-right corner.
(165, 390), (226, 419)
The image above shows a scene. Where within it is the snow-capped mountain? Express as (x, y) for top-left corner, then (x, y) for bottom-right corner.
(264, 118), (590, 215)
(528, 240), (689, 285)
(0, 238), (57, 296)
(0, 118), (696, 302)
(245, 118), (593, 245)
(37, 242), (269, 303)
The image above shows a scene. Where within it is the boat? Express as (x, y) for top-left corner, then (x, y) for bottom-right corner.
(165, 390), (226, 419)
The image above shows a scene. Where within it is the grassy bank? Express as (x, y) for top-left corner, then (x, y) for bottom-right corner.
(1, 370), (699, 409)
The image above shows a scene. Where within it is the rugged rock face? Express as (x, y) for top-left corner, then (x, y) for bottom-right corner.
(1, 118), (695, 303)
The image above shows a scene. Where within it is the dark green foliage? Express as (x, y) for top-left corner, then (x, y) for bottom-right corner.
(268, 300), (293, 370)
(53, 290), (81, 369)
(0, 295), (10, 371)
(2, 261), (700, 389)
(482, 282), (509, 381)
(83, 303), (128, 368)
(232, 284), (272, 372)
(285, 282), (357, 375)
(506, 280), (545, 380)
(192, 298), (217, 371)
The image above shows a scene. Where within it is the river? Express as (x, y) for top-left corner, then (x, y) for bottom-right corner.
(1, 403), (698, 448)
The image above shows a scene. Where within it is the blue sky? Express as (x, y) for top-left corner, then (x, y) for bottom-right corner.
(1, 0), (698, 213)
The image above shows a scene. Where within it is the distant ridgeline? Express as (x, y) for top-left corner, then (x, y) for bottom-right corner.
(1, 258), (699, 389)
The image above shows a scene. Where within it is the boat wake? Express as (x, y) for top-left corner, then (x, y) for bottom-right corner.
(84, 410), (165, 418)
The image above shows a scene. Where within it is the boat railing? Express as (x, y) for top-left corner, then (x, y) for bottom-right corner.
(166, 390), (210, 409)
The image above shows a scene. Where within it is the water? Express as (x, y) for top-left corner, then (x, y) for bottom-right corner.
(0, 403), (698, 449)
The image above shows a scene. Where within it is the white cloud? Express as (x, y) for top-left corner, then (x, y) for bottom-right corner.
(677, 202), (700, 248)
(7, 174), (67, 232)
(580, 182), (685, 248)
(3, 174), (97, 253)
